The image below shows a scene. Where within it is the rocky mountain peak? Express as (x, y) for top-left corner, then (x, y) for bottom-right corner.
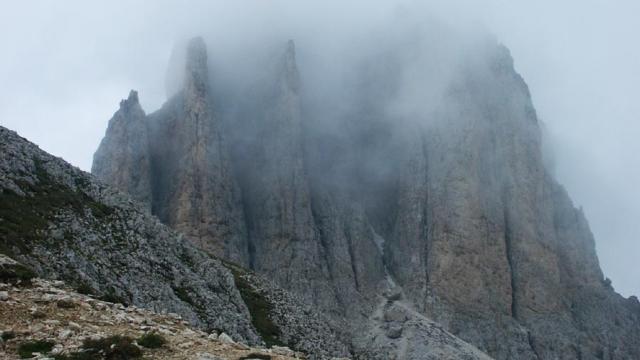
(96, 37), (251, 265)
(92, 89), (151, 207)
(184, 36), (210, 96)
(114, 89), (143, 119)
(88, 36), (640, 360)
(281, 40), (300, 93)
(119, 89), (139, 109)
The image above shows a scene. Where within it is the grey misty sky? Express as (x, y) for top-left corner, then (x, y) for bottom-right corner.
(0, 1), (638, 297)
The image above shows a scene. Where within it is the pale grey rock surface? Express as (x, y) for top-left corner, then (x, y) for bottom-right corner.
(230, 269), (351, 358)
(354, 295), (494, 360)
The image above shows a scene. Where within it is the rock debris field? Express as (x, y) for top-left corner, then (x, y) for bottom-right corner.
(0, 278), (311, 360)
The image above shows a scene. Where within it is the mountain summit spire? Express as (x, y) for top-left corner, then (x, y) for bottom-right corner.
(184, 37), (209, 95)
(93, 89), (151, 207)
(120, 89), (139, 109)
(282, 39), (300, 92)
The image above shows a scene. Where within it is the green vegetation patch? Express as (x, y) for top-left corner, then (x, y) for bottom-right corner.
(172, 285), (195, 306)
(98, 287), (129, 306)
(17, 340), (55, 358)
(225, 262), (283, 347)
(75, 282), (95, 296)
(137, 332), (166, 349)
(0, 262), (36, 285)
(1, 330), (16, 341)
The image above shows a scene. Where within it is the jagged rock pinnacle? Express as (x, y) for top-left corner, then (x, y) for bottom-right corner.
(93, 88), (150, 206)
(185, 37), (209, 95)
(285, 39), (296, 63)
(127, 89), (139, 103)
(119, 89), (140, 111)
(282, 39), (299, 92)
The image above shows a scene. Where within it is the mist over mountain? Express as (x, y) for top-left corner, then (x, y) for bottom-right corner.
(0, 0), (640, 296)
(1, 1), (638, 300)
(89, 14), (640, 359)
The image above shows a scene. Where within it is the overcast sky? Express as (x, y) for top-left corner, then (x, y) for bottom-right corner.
(0, 1), (638, 297)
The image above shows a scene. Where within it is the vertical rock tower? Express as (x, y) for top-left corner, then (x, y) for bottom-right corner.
(92, 90), (152, 207)
(233, 40), (332, 304)
(93, 36), (640, 359)
(95, 37), (248, 264)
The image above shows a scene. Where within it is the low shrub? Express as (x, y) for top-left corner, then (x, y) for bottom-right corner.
(75, 283), (94, 296)
(137, 332), (166, 349)
(1, 330), (16, 341)
(17, 340), (55, 358)
(0, 262), (36, 285)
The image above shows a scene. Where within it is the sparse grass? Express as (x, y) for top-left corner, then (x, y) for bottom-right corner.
(137, 332), (166, 349)
(172, 286), (195, 306)
(75, 283), (95, 296)
(98, 288), (128, 306)
(17, 340), (55, 358)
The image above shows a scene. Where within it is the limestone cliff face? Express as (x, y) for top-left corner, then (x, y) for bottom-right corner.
(149, 37), (248, 264)
(95, 38), (248, 264)
(92, 90), (151, 208)
(92, 37), (640, 359)
(375, 45), (639, 359)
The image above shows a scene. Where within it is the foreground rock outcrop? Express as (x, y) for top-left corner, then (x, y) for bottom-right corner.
(0, 273), (306, 359)
(0, 127), (350, 359)
(0, 254), (494, 360)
